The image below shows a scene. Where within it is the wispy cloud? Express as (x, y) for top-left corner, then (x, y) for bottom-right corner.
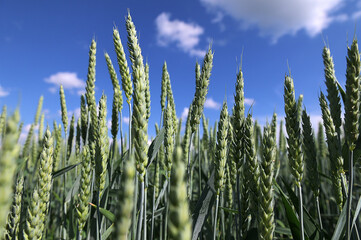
(45, 72), (85, 95)
(181, 107), (189, 121)
(200, 0), (344, 43)
(244, 98), (255, 106)
(204, 98), (221, 110)
(0, 85), (9, 97)
(155, 12), (206, 57)
(123, 117), (130, 125)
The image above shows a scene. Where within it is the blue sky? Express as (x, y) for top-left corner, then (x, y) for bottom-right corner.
(0, 0), (361, 140)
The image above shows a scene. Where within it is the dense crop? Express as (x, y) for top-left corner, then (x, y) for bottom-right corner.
(1, 12), (361, 240)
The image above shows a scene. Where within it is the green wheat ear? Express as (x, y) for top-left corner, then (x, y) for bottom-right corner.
(114, 153), (136, 240)
(284, 74), (303, 185)
(214, 101), (229, 196)
(190, 48), (213, 133)
(0, 110), (20, 236)
(59, 85), (68, 135)
(168, 147), (191, 240)
(344, 39), (360, 150)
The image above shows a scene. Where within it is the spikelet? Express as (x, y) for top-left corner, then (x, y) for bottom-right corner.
(114, 153), (136, 240)
(34, 96), (43, 125)
(127, 13), (148, 180)
(67, 114), (75, 161)
(0, 105), (7, 139)
(0, 110), (20, 236)
(105, 52), (121, 142)
(302, 109), (320, 197)
(259, 124), (275, 240)
(24, 129), (53, 240)
(5, 175), (24, 240)
(22, 124), (34, 159)
(344, 39), (360, 150)
(76, 146), (92, 233)
(214, 101), (229, 196)
(38, 113), (44, 145)
(190, 48), (213, 133)
(232, 67), (245, 169)
(161, 62), (169, 113)
(168, 147), (191, 240)
(165, 101), (174, 177)
(76, 118), (81, 155)
(284, 74), (303, 185)
(322, 47), (342, 133)
(95, 94), (109, 196)
(53, 124), (62, 172)
(80, 95), (88, 144)
(243, 114), (259, 222)
(145, 62), (151, 121)
(113, 27), (132, 104)
(166, 70), (177, 130)
(319, 92), (343, 209)
(59, 85), (68, 135)
(85, 40), (97, 139)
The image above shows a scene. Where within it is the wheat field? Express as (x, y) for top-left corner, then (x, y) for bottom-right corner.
(1, 12), (361, 240)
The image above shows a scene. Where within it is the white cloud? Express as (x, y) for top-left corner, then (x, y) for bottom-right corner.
(0, 85), (9, 97)
(244, 98), (255, 106)
(204, 98), (221, 110)
(310, 114), (323, 130)
(352, 10), (361, 20)
(200, 0), (343, 42)
(181, 107), (189, 121)
(45, 72), (85, 94)
(123, 117), (130, 125)
(155, 12), (206, 57)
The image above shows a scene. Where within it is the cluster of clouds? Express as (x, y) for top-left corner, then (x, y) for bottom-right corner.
(0, 85), (9, 97)
(45, 72), (86, 95)
(155, 0), (360, 54)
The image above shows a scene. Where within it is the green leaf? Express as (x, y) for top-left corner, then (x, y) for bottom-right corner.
(192, 171), (215, 240)
(52, 162), (82, 178)
(102, 224), (114, 240)
(275, 226), (292, 236)
(274, 180), (307, 240)
(89, 203), (115, 222)
(351, 196), (361, 232)
(147, 127), (165, 169)
(281, 178), (321, 238)
(219, 206), (238, 215)
(331, 202), (347, 240)
(336, 79), (346, 104)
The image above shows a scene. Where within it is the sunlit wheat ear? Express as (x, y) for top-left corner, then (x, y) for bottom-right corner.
(59, 85), (68, 135)
(145, 62), (151, 121)
(259, 124), (276, 240)
(95, 94), (109, 197)
(168, 147), (191, 240)
(232, 67), (245, 169)
(322, 47), (342, 133)
(76, 146), (92, 233)
(105, 52), (122, 142)
(284, 74), (303, 184)
(126, 12), (148, 180)
(161, 62), (169, 113)
(0, 105), (7, 139)
(190, 48), (213, 133)
(214, 101), (229, 196)
(165, 101), (174, 178)
(0, 110), (20, 237)
(113, 27), (132, 104)
(244, 113), (259, 221)
(114, 153), (136, 240)
(5, 175), (24, 240)
(34, 96), (43, 125)
(24, 129), (54, 240)
(85, 39), (97, 134)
